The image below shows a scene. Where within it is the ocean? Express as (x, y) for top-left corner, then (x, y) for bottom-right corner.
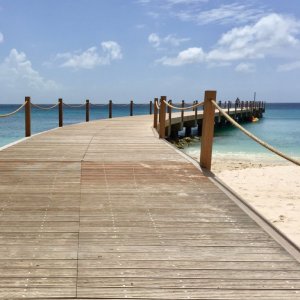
(181, 103), (300, 159)
(1, 103), (300, 159)
(0, 103), (151, 147)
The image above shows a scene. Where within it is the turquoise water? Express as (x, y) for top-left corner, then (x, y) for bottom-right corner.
(183, 103), (300, 158)
(0, 103), (300, 158)
(0, 104), (151, 147)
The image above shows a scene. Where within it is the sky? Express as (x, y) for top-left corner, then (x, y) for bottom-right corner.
(1, 0), (300, 103)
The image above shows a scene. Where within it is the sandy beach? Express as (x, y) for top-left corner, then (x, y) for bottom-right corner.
(212, 155), (300, 248)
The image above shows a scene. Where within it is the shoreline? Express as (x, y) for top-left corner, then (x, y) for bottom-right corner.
(180, 143), (300, 248)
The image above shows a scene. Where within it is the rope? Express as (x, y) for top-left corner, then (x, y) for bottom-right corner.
(0, 102), (26, 118)
(31, 103), (59, 110)
(163, 100), (204, 111)
(155, 101), (160, 110)
(89, 103), (107, 107)
(212, 100), (300, 166)
(63, 102), (86, 108)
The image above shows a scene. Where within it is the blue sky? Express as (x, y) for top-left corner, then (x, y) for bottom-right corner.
(1, 0), (300, 103)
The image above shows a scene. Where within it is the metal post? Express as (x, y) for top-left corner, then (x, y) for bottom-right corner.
(150, 100), (152, 115)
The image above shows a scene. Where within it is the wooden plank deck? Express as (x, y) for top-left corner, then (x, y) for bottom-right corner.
(0, 114), (300, 299)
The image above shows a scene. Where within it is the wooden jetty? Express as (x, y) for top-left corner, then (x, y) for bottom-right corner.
(1, 108), (300, 299)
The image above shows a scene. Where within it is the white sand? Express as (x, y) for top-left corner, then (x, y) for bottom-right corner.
(214, 158), (300, 247)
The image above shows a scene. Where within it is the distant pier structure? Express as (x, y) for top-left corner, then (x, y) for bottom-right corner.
(156, 98), (265, 139)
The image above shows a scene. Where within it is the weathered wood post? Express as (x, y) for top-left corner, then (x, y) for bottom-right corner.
(25, 96), (31, 137)
(153, 98), (158, 129)
(168, 100), (172, 137)
(181, 100), (184, 128)
(200, 90), (217, 171)
(194, 100), (198, 126)
(86, 99), (90, 122)
(130, 100), (133, 116)
(150, 100), (152, 115)
(159, 96), (166, 139)
(58, 98), (63, 127)
(109, 100), (112, 118)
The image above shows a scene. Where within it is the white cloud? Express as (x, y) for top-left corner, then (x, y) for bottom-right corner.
(156, 14), (300, 68)
(0, 32), (4, 43)
(136, 24), (146, 29)
(157, 47), (205, 66)
(148, 33), (161, 47)
(207, 14), (300, 62)
(235, 62), (255, 73)
(138, 0), (267, 26)
(57, 41), (122, 69)
(176, 3), (268, 25)
(0, 49), (58, 90)
(148, 33), (190, 48)
(277, 61), (300, 72)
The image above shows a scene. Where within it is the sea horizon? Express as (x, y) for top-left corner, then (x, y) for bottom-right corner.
(1, 102), (300, 159)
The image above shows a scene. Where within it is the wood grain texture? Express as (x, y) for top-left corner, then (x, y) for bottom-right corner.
(0, 114), (299, 299)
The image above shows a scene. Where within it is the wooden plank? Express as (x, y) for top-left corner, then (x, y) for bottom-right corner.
(0, 113), (299, 299)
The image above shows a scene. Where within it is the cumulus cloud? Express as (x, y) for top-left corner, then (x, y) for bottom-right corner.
(156, 14), (300, 68)
(57, 41), (122, 69)
(235, 62), (255, 73)
(148, 33), (190, 48)
(206, 13), (300, 62)
(0, 49), (58, 90)
(157, 47), (205, 66)
(148, 33), (161, 47)
(277, 61), (300, 72)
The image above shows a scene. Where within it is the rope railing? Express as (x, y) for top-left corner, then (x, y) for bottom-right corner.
(89, 103), (107, 107)
(0, 102), (26, 118)
(63, 102), (86, 108)
(155, 100), (160, 110)
(31, 103), (59, 110)
(163, 100), (204, 111)
(212, 100), (300, 166)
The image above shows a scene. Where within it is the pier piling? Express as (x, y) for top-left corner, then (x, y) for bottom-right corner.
(200, 90), (217, 171)
(86, 99), (90, 122)
(58, 98), (63, 127)
(25, 96), (31, 137)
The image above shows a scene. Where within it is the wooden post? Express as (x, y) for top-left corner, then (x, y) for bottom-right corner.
(25, 96), (31, 137)
(159, 96), (166, 139)
(153, 98), (158, 129)
(194, 100), (198, 125)
(200, 90), (217, 171)
(150, 100), (152, 115)
(86, 99), (90, 122)
(130, 100), (133, 116)
(109, 100), (112, 118)
(58, 98), (63, 127)
(181, 100), (184, 123)
(168, 100), (172, 137)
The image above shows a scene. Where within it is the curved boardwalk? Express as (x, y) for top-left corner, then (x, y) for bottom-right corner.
(0, 115), (300, 299)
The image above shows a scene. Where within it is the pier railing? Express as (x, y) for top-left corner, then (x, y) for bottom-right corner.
(0, 98), (154, 137)
(154, 90), (299, 169)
